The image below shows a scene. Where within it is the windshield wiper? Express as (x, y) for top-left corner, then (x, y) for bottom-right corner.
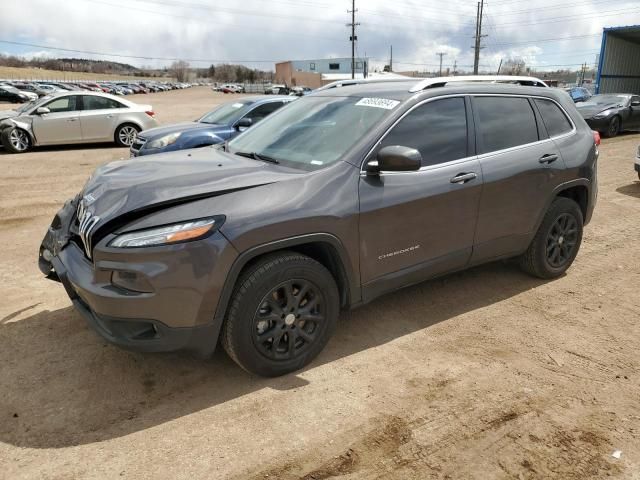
(234, 151), (280, 164)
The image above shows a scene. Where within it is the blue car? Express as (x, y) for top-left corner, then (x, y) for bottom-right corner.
(130, 96), (294, 157)
(565, 86), (592, 103)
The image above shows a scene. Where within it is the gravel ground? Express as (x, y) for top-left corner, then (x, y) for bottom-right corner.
(1, 86), (639, 479)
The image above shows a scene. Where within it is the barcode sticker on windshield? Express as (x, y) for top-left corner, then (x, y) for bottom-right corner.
(355, 98), (400, 110)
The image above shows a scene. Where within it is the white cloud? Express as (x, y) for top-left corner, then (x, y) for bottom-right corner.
(0, 0), (637, 72)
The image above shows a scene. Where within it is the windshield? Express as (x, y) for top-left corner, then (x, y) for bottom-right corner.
(579, 95), (629, 107)
(228, 96), (395, 169)
(199, 100), (253, 125)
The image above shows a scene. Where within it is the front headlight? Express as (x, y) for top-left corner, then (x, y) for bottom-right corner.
(593, 110), (612, 119)
(109, 217), (222, 248)
(147, 132), (181, 149)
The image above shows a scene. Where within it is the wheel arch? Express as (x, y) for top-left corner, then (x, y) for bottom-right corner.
(114, 121), (143, 139)
(213, 234), (360, 326)
(532, 179), (591, 236)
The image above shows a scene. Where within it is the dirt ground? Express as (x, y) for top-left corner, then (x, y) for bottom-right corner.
(1, 86), (639, 480)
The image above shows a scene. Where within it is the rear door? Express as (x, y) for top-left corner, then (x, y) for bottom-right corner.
(358, 96), (483, 292)
(470, 95), (565, 263)
(31, 95), (83, 144)
(78, 95), (125, 141)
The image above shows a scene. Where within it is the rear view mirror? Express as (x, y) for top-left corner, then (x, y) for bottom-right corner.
(366, 145), (422, 174)
(36, 107), (50, 115)
(235, 117), (252, 130)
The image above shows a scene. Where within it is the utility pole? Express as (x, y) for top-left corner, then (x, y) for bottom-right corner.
(390, 45), (393, 72)
(497, 58), (503, 75)
(453, 59), (457, 75)
(347, 0), (360, 79)
(472, 0), (487, 75)
(436, 52), (447, 77)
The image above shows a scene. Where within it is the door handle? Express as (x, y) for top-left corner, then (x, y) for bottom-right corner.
(67, 118), (78, 122)
(450, 172), (477, 184)
(539, 154), (558, 164)
(106, 115), (114, 118)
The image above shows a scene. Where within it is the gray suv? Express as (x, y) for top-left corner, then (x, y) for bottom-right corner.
(39, 77), (598, 377)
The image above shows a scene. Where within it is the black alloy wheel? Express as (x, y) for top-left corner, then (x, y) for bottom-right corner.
(221, 251), (339, 377)
(519, 197), (583, 279)
(545, 213), (579, 268)
(252, 279), (325, 361)
(607, 116), (620, 138)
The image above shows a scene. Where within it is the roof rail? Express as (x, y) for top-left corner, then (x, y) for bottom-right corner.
(408, 75), (548, 93)
(317, 77), (422, 91)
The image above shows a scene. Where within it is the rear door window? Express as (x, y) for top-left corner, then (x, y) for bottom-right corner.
(474, 96), (539, 154)
(83, 95), (125, 110)
(379, 97), (468, 167)
(534, 98), (573, 137)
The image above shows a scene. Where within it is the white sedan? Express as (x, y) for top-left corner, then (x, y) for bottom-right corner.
(0, 91), (159, 153)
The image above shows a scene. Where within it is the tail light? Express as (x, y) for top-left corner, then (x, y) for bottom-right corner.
(145, 111), (155, 117)
(592, 130), (601, 146)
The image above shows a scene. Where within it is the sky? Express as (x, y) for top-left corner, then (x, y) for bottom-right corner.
(1, 0), (639, 73)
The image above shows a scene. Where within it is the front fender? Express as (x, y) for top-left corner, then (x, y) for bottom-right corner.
(0, 117), (35, 143)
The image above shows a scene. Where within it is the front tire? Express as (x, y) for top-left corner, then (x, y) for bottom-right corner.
(519, 197), (583, 279)
(114, 123), (140, 147)
(604, 116), (620, 138)
(221, 251), (339, 377)
(1, 127), (32, 153)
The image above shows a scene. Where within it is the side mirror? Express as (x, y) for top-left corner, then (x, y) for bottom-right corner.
(235, 117), (253, 130)
(632, 100), (640, 107)
(36, 107), (50, 115)
(366, 145), (422, 174)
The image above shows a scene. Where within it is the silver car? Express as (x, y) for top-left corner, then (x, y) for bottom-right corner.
(0, 91), (159, 153)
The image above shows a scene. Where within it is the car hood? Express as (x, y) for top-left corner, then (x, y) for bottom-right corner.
(139, 121), (226, 139)
(80, 147), (304, 230)
(576, 104), (619, 119)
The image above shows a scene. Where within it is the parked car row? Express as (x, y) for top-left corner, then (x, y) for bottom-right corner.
(0, 80), (194, 102)
(212, 84), (314, 96)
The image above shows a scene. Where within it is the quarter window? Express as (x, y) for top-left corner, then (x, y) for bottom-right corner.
(379, 97), (468, 167)
(474, 96), (539, 153)
(534, 99), (572, 137)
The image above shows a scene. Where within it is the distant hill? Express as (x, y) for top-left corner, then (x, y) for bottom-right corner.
(0, 54), (167, 77)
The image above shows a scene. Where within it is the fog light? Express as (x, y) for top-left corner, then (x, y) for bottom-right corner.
(42, 249), (53, 262)
(111, 270), (153, 293)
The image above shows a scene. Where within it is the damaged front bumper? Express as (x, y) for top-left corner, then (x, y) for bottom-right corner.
(38, 201), (235, 357)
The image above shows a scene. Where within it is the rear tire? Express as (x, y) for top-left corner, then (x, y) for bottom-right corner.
(519, 197), (583, 279)
(114, 123), (140, 147)
(221, 251), (339, 377)
(1, 127), (32, 153)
